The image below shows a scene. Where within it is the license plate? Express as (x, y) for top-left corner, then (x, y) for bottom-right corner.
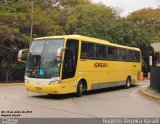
(35, 87), (42, 90)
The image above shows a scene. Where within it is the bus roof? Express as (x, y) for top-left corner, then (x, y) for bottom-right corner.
(34, 35), (140, 51)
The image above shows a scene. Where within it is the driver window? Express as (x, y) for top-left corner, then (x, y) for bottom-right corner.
(62, 39), (79, 79)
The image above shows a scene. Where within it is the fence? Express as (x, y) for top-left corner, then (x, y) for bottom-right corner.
(0, 68), (25, 83)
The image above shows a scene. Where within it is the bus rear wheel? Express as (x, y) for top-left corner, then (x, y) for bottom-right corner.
(125, 77), (131, 89)
(76, 81), (83, 97)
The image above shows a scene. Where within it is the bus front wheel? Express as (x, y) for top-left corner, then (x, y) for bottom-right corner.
(125, 77), (131, 89)
(76, 81), (83, 97)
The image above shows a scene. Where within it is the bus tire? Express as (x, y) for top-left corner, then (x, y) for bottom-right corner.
(125, 77), (131, 89)
(76, 81), (83, 97)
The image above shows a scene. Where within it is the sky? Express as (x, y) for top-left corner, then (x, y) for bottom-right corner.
(92, 0), (159, 17)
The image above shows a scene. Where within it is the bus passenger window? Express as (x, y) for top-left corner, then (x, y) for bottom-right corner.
(81, 42), (94, 59)
(107, 47), (116, 59)
(81, 43), (87, 58)
(95, 45), (106, 59)
(126, 50), (133, 61)
(87, 43), (94, 58)
(133, 51), (140, 62)
(117, 48), (125, 61)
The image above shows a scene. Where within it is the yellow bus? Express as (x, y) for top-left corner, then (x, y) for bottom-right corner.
(18, 35), (141, 96)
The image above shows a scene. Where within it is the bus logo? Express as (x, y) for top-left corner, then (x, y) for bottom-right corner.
(94, 63), (108, 68)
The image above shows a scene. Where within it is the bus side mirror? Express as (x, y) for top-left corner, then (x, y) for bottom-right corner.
(18, 49), (29, 62)
(56, 47), (66, 61)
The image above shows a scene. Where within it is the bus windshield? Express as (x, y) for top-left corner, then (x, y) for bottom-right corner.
(25, 38), (64, 78)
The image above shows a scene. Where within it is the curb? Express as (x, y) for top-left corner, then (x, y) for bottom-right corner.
(0, 83), (24, 86)
(139, 89), (160, 101)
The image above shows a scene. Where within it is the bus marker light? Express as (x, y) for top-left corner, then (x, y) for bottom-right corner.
(56, 56), (62, 59)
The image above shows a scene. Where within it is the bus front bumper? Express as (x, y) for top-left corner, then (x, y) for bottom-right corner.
(25, 82), (71, 94)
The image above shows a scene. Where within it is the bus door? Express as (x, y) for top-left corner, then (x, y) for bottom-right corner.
(62, 39), (79, 88)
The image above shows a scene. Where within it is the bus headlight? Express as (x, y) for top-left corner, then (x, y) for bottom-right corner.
(49, 80), (60, 85)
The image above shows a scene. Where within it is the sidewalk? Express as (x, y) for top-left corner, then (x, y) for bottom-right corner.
(0, 82), (24, 86)
(139, 86), (160, 101)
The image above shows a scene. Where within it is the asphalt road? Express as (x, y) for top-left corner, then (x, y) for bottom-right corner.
(0, 81), (160, 118)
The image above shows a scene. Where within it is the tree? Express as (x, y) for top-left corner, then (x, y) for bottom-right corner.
(127, 8), (160, 43)
(127, 8), (160, 71)
(127, 8), (160, 31)
(64, 3), (117, 39)
(0, 0), (56, 82)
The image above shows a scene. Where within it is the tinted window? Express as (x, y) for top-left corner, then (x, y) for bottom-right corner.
(117, 48), (126, 61)
(62, 39), (79, 79)
(81, 42), (94, 58)
(81, 42), (87, 58)
(95, 45), (106, 59)
(126, 50), (133, 61)
(87, 43), (94, 57)
(107, 47), (117, 59)
(133, 51), (140, 62)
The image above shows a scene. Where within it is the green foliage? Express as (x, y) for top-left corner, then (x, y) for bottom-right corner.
(152, 32), (160, 42)
(65, 3), (117, 39)
(127, 8), (160, 43)
(22, 50), (29, 61)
